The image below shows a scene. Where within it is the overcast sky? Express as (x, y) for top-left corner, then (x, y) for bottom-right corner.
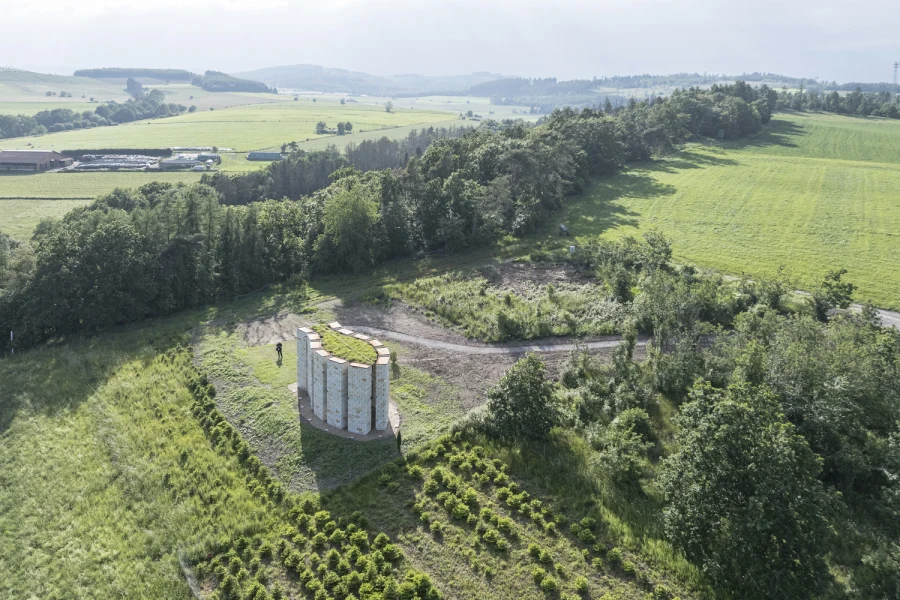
(2, 0), (898, 83)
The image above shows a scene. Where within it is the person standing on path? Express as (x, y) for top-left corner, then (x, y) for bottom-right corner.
(396, 429), (402, 455)
(276, 342), (283, 361)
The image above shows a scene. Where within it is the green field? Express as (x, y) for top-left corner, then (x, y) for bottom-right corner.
(0, 170), (203, 198)
(0, 98), (455, 152)
(0, 199), (93, 240)
(543, 112), (900, 309)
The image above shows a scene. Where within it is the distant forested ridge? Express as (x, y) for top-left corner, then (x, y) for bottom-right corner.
(233, 63), (503, 95)
(0, 89), (187, 140)
(778, 87), (900, 119)
(73, 67), (196, 81)
(0, 81), (777, 349)
(191, 71), (275, 93)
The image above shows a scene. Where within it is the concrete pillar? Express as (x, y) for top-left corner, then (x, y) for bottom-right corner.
(311, 349), (329, 421)
(348, 363), (373, 435)
(296, 328), (313, 392)
(374, 356), (390, 430)
(326, 357), (349, 429)
(307, 334), (321, 400)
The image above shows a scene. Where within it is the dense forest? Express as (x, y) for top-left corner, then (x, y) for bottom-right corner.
(778, 87), (900, 118)
(203, 125), (474, 205)
(0, 81), (775, 349)
(73, 67), (196, 81)
(478, 233), (900, 598)
(0, 88), (187, 139)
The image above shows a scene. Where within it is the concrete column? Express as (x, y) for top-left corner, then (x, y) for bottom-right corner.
(311, 349), (329, 421)
(296, 328), (313, 392)
(348, 363), (373, 435)
(374, 356), (390, 430)
(307, 334), (321, 400)
(326, 357), (349, 429)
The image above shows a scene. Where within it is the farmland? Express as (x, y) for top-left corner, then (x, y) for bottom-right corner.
(0, 97), (456, 152)
(543, 111), (900, 309)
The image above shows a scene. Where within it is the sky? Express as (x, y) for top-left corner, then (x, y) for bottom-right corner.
(1, 0), (898, 83)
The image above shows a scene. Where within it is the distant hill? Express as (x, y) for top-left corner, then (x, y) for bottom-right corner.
(232, 64), (504, 95)
(72, 67), (275, 93)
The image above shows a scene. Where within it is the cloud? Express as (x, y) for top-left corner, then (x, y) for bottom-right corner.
(2, 0), (898, 83)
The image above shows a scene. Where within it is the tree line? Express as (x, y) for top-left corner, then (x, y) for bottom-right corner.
(192, 71), (276, 94)
(0, 88), (187, 139)
(0, 82), (775, 350)
(74, 67), (196, 81)
(778, 86), (900, 119)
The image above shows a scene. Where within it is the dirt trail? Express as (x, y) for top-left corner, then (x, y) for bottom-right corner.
(349, 325), (646, 355)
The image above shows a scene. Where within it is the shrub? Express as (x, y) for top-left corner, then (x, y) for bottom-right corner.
(482, 529), (500, 545)
(540, 576), (559, 593)
(430, 521), (444, 534)
(622, 561), (636, 575)
(574, 576), (589, 593)
(529, 543), (541, 558)
(311, 532), (328, 547)
(607, 547), (623, 565)
(531, 566), (547, 584)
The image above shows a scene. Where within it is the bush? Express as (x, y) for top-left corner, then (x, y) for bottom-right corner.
(430, 521), (444, 534)
(531, 567), (547, 583)
(574, 576), (589, 593)
(540, 576), (559, 593)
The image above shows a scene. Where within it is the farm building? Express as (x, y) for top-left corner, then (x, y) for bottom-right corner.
(0, 150), (73, 172)
(247, 151), (283, 161)
(160, 154), (203, 169)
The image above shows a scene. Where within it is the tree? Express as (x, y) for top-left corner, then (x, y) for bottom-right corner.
(315, 121), (327, 135)
(337, 122), (345, 136)
(340, 98), (345, 105)
(812, 268), (856, 322)
(661, 383), (833, 599)
(188, 105), (197, 113)
(344, 122), (352, 132)
(125, 77), (144, 98)
(487, 354), (556, 441)
(384, 101), (393, 113)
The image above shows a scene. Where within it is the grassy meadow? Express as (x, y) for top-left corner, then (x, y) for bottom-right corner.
(540, 112), (900, 309)
(0, 198), (93, 240)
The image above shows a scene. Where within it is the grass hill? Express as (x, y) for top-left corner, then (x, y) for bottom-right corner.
(0, 68), (128, 102)
(233, 64), (504, 95)
(541, 111), (900, 309)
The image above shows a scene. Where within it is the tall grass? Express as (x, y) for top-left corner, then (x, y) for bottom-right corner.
(389, 272), (626, 342)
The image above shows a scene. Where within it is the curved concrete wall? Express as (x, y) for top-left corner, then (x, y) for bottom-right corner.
(295, 324), (390, 433)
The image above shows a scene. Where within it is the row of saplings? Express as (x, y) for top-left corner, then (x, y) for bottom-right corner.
(404, 435), (681, 600)
(195, 507), (439, 600)
(187, 369), (441, 600)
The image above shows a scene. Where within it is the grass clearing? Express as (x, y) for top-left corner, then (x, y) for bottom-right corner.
(311, 324), (379, 363)
(199, 323), (463, 492)
(537, 112), (900, 309)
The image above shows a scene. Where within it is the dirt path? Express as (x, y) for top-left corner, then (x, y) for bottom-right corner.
(349, 325), (646, 355)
